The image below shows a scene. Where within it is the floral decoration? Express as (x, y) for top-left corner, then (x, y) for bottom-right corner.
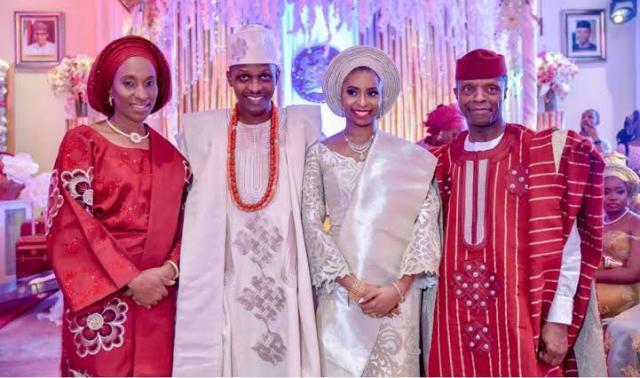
(536, 51), (579, 101)
(1, 152), (38, 185)
(47, 55), (94, 117)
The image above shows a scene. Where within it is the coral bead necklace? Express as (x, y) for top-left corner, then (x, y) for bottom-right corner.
(227, 103), (279, 212)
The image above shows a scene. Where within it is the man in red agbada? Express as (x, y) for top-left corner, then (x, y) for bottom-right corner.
(46, 36), (190, 376)
(426, 49), (605, 376)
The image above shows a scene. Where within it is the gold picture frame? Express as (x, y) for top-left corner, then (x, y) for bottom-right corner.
(562, 9), (607, 62)
(14, 11), (65, 68)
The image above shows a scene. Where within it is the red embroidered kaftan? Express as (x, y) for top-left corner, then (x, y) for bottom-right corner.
(46, 126), (189, 376)
(427, 124), (603, 376)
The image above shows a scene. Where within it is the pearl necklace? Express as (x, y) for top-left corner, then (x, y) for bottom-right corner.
(604, 208), (629, 225)
(105, 119), (149, 144)
(344, 132), (375, 161)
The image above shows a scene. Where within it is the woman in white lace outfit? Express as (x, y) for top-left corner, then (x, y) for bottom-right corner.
(301, 46), (442, 376)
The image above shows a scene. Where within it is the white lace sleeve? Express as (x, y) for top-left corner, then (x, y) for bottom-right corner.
(399, 183), (442, 289)
(302, 144), (351, 289)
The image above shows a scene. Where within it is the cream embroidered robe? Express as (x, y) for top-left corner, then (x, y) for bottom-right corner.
(301, 131), (442, 376)
(173, 106), (321, 377)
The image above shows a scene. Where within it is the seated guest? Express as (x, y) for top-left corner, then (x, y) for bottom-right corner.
(596, 152), (640, 376)
(579, 108), (611, 153)
(617, 110), (640, 173)
(47, 35), (190, 376)
(417, 103), (466, 149)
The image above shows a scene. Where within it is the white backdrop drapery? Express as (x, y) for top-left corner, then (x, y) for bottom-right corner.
(119, 0), (539, 141)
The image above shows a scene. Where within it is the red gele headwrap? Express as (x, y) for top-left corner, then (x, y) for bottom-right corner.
(87, 35), (172, 117)
(455, 48), (507, 80)
(425, 104), (465, 133)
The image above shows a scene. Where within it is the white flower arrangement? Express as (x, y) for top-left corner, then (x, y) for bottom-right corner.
(20, 172), (52, 210)
(1, 153), (38, 185)
(0, 152), (51, 216)
(535, 51), (579, 99)
(47, 55), (94, 102)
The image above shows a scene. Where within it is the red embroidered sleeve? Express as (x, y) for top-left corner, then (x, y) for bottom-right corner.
(46, 129), (140, 312)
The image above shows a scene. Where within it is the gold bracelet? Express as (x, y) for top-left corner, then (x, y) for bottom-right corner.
(391, 282), (405, 302)
(165, 260), (180, 280)
(348, 279), (365, 303)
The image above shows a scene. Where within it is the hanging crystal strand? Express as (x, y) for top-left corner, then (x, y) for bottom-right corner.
(194, 0), (205, 87)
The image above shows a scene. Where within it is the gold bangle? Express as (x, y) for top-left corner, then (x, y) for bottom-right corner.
(165, 260), (180, 280)
(348, 279), (365, 303)
(391, 282), (405, 302)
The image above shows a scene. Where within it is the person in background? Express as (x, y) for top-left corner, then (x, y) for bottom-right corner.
(579, 108), (611, 153)
(617, 110), (640, 174)
(417, 103), (466, 149)
(596, 152), (640, 376)
(616, 110), (638, 153)
(46, 35), (190, 376)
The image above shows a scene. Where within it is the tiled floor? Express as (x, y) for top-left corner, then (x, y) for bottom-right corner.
(0, 294), (60, 376)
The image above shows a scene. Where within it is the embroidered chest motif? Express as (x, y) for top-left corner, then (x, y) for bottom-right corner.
(505, 164), (528, 195)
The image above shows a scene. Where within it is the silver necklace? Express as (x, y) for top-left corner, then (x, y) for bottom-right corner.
(604, 208), (629, 225)
(105, 119), (149, 144)
(344, 132), (375, 161)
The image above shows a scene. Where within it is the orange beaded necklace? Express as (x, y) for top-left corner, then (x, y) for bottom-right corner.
(227, 103), (279, 212)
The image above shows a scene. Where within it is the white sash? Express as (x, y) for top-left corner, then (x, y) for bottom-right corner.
(321, 131), (437, 375)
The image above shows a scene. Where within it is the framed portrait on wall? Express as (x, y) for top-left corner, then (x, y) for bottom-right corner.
(562, 9), (606, 62)
(14, 12), (65, 68)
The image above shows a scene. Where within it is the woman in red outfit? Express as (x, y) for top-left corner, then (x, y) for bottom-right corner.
(46, 35), (190, 376)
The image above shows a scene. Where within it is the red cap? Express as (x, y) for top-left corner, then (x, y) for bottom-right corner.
(455, 49), (507, 80)
(425, 104), (465, 133)
(87, 35), (172, 117)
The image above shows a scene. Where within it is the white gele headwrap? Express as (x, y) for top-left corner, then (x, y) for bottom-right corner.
(226, 24), (279, 67)
(322, 45), (401, 118)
